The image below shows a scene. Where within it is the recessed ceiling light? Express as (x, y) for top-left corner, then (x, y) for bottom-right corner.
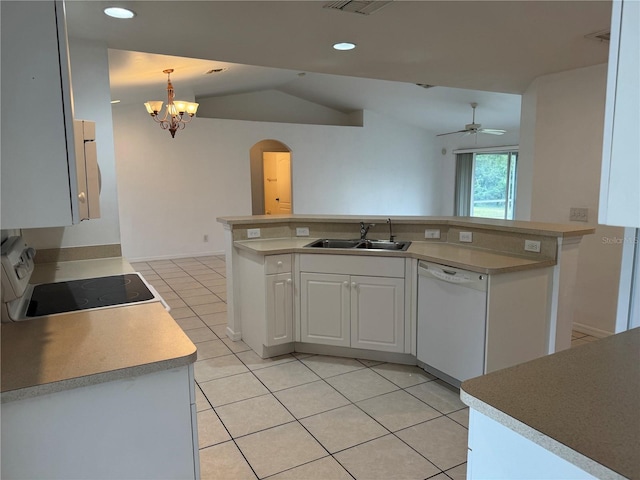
(333, 42), (356, 51)
(103, 7), (136, 19)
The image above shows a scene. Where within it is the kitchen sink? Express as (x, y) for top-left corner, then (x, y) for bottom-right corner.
(304, 238), (411, 251)
(305, 239), (363, 249)
(356, 240), (411, 251)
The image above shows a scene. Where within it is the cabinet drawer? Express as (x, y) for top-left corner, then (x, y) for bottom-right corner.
(265, 254), (292, 274)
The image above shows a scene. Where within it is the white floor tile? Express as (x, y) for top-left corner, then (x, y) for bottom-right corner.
(334, 434), (439, 480)
(356, 390), (441, 432)
(325, 368), (399, 402)
(300, 404), (387, 453)
(253, 361), (321, 392)
(199, 372), (269, 407)
(396, 416), (469, 471)
(236, 422), (327, 478)
(215, 394), (295, 438)
(199, 441), (257, 480)
(274, 380), (350, 419)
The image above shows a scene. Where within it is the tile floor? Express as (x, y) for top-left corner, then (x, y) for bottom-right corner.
(132, 255), (601, 480)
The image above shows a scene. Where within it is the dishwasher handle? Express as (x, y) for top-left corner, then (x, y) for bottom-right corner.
(418, 263), (486, 288)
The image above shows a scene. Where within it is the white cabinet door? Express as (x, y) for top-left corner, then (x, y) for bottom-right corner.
(351, 276), (405, 353)
(266, 272), (293, 345)
(300, 272), (350, 347)
(0, 1), (80, 228)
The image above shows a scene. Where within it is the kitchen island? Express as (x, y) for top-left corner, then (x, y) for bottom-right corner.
(1, 258), (200, 480)
(217, 215), (594, 372)
(460, 327), (640, 480)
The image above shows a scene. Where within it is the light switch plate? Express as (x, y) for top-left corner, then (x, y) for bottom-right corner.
(247, 228), (261, 238)
(524, 239), (541, 253)
(569, 207), (588, 222)
(296, 227), (310, 237)
(424, 229), (441, 239)
(459, 231), (473, 243)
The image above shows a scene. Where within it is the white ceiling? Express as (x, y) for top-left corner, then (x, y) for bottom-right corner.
(65, 0), (611, 135)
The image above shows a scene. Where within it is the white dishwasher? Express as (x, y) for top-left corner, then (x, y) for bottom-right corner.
(417, 261), (487, 387)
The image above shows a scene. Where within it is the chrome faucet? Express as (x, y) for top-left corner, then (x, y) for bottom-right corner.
(359, 222), (375, 240)
(387, 218), (396, 242)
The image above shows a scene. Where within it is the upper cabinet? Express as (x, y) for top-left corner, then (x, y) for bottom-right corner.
(599, 0), (640, 228)
(1, 1), (81, 229)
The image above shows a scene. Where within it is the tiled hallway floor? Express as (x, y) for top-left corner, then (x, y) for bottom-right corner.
(132, 255), (601, 480)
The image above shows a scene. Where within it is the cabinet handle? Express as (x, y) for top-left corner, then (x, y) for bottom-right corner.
(351, 282), (357, 288)
(343, 281), (349, 287)
(277, 261), (283, 266)
(286, 278), (292, 284)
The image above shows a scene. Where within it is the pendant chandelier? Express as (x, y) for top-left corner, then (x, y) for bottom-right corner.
(144, 69), (199, 138)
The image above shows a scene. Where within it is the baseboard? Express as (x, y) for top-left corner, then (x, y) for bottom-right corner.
(572, 322), (612, 338)
(126, 250), (225, 262)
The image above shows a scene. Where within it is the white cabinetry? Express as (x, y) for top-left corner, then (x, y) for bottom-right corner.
(1, 366), (199, 480)
(0, 1), (81, 228)
(599, 0), (640, 227)
(237, 251), (293, 357)
(299, 255), (406, 353)
(466, 410), (597, 480)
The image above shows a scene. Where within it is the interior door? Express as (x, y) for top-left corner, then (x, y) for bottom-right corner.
(263, 152), (291, 214)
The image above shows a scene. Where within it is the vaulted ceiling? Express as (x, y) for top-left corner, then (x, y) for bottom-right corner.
(65, 1), (611, 134)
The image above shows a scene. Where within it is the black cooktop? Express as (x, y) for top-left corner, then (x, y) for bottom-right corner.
(26, 274), (155, 317)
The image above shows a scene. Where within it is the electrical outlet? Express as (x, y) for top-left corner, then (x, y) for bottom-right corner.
(524, 239), (541, 253)
(247, 228), (261, 239)
(296, 227), (310, 237)
(203, 234), (209, 242)
(569, 207), (588, 222)
(459, 231), (473, 243)
(424, 229), (441, 239)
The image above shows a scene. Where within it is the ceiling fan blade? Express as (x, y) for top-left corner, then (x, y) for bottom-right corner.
(479, 129), (506, 135)
(436, 129), (470, 137)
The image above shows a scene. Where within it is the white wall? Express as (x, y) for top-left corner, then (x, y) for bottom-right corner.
(21, 39), (120, 249)
(112, 106), (441, 261)
(520, 64), (624, 336)
(197, 89), (361, 126)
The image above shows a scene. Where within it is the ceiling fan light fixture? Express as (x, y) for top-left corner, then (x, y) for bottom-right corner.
(436, 102), (506, 137)
(103, 7), (136, 19)
(333, 42), (356, 51)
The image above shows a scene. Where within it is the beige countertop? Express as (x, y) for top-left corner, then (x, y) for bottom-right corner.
(460, 328), (640, 480)
(1, 302), (197, 403)
(234, 238), (555, 274)
(2, 257), (197, 403)
(218, 214), (595, 238)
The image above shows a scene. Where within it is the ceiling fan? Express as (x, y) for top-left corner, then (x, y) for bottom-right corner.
(437, 102), (506, 137)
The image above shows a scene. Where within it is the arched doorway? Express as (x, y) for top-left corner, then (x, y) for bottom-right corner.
(249, 140), (292, 215)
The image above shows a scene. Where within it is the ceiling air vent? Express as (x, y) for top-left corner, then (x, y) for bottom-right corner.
(323, 1), (393, 15)
(584, 29), (610, 43)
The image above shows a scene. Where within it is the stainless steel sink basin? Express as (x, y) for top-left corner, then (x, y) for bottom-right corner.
(305, 239), (362, 249)
(356, 240), (411, 251)
(304, 238), (411, 251)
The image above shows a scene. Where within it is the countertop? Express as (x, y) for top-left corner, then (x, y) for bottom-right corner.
(1, 257), (197, 403)
(234, 238), (556, 274)
(461, 328), (640, 480)
(218, 214), (595, 238)
(1, 302), (197, 403)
